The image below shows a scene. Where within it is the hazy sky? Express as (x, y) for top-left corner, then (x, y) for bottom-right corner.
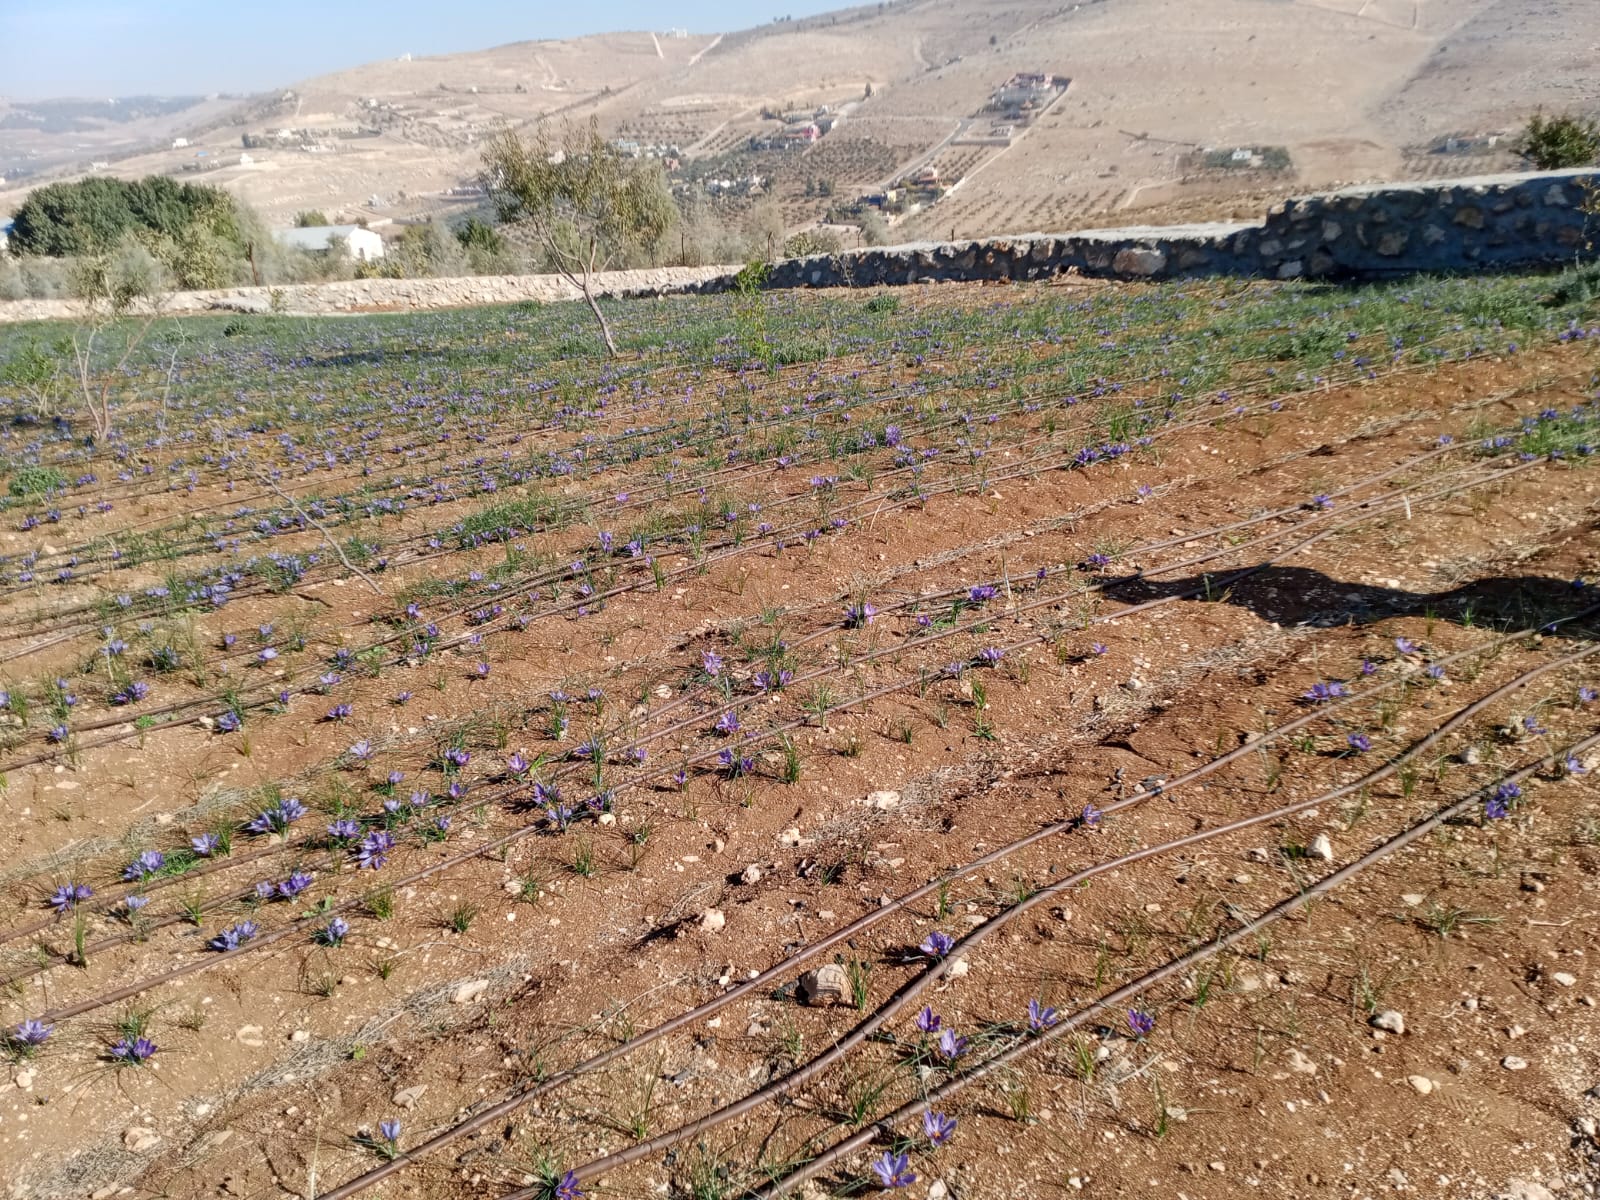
(0, 0), (848, 99)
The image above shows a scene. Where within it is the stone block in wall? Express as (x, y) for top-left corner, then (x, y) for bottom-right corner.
(1376, 230), (1409, 256)
(1421, 224), (1447, 247)
(1544, 184), (1570, 207)
(1174, 244), (1211, 271)
(1277, 259), (1304, 279)
(1111, 246), (1166, 276)
(1454, 207), (1485, 229)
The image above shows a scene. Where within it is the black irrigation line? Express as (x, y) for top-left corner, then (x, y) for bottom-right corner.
(0, 450), (1465, 976)
(17, 465), (1591, 1044)
(0, 321), (1519, 653)
(0, 445), (1552, 985)
(0, 430), (1505, 943)
(337, 639), (1600, 1200)
(542, 645), (1600, 1191)
(0, 373), (1338, 764)
(748, 725), (1600, 1200)
(7, 304), (1484, 555)
(0, 329), (1430, 654)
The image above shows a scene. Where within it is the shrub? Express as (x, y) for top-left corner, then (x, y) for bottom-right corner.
(1517, 110), (1600, 171)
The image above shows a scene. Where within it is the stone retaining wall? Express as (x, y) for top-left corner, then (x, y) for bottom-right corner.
(0, 264), (733, 325)
(691, 168), (1598, 292)
(2, 169), (1592, 325)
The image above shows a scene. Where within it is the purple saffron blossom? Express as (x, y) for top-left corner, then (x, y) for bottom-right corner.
(871, 1151), (917, 1189)
(13, 1019), (52, 1051)
(701, 650), (723, 677)
(328, 818), (361, 842)
(915, 1006), (942, 1034)
(277, 871), (314, 899)
(844, 601), (878, 628)
(357, 830), (395, 870)
(316, 917), (350, 946)
(978, 646), (1005, 666)
(109, 1036), (158, 1065)
(190, 833), (222, 857)
(1303, 681), (1349, 703)
(923, 1110), (957, 1148)
(1347, 733), (1371, 753)
(920, 930), (955, 959)
(209, 920), (259, 951)
(553, 1171), (583, 1200)
(123, 850), (166, 881)
(49, 882), (93, 913)
(936, 1028), (968, 1061)
(1028, 999), (1060, 1032)
(1127, 1009), (1156, 1038)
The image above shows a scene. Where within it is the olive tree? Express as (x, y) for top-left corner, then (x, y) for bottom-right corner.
(481, 119), (674, 355)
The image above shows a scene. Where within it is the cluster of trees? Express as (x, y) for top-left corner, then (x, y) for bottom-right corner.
(7, 175), (268, 290)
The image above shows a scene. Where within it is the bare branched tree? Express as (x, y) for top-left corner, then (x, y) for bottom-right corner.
(65, 245), (170, 443)
(481, 119), (675, 355)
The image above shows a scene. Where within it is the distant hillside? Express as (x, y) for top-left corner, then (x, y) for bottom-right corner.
(2, 0), (1596, 242)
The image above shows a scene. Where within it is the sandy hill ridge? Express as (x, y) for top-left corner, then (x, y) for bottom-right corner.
(2, 0), (1597, 240)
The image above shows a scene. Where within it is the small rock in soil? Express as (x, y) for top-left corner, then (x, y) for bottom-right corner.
(698, 908), (726, 934)
(450, 979), (489, 1004)
(1407, 1075), (1434, 1094)
(1370, 1010), (1406, 1035)
(1308, 833), (1334, 861)
(123, 1126), (161, 1153)
(1502, 1055), (1529, 1071)
(799, 963), (851, 1006)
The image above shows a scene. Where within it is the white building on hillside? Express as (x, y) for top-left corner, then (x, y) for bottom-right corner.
(273, 224), (385, 261)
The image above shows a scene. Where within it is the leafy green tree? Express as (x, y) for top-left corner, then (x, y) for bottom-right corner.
(294, 210), (331, 227)
(481, 118), (675, 355)
(1518, 110), (1600, 170)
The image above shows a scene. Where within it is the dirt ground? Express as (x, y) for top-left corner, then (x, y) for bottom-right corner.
(0, 278), (1597, 1200)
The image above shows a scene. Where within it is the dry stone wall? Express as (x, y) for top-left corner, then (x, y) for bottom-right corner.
(690, 168), (1599, 293)
(1, 170), (1592, 325)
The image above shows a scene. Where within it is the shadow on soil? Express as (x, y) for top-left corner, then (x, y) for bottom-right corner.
(1103, 566), (1597, 635)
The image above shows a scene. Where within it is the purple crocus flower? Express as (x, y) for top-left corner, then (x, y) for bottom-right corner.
(701, 650), (723, 677)
(13, 1019), (52, 1050)
(1394, 637), (1417, 655)
(317, 917), (350, 946)
(123, 850), (166, 881)
(1347, 733), (1371, 753)
(714, 710), (740, 736)
(871, 1150), (916, 1189)
(920, 930), (954, 959)
(277, 871), (314, 899)
(915, 1006), (941, 1034)
(936, 1029), (967, 1061)
(191, 833), (222, 857)
(209, 920), (259, 951)
(1303, 681), (1349, 703)
(1128, 1009), (1156, 1038)
(968, 584), (998, 603)
(1028, 998), (1059, 1032)
(357, 830), (395, 870)
(109, 1036), (158, 1065)
(1081, 803), (1103, 828)
(328, 818), (361, 842)
(49, 882), (93, 913)
(1579, 687), (1597, 704)
(553, 1171), (583, 1200)
(379, 1119), (401, 1144)
(349, 739), (374, 761)
(844, 601), (877, 628)
(923, 1110), (957, 1147)
(978, 646), (1004, 666)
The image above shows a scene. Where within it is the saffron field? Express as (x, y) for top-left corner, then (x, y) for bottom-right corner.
(0, 270), (1597, 1199)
